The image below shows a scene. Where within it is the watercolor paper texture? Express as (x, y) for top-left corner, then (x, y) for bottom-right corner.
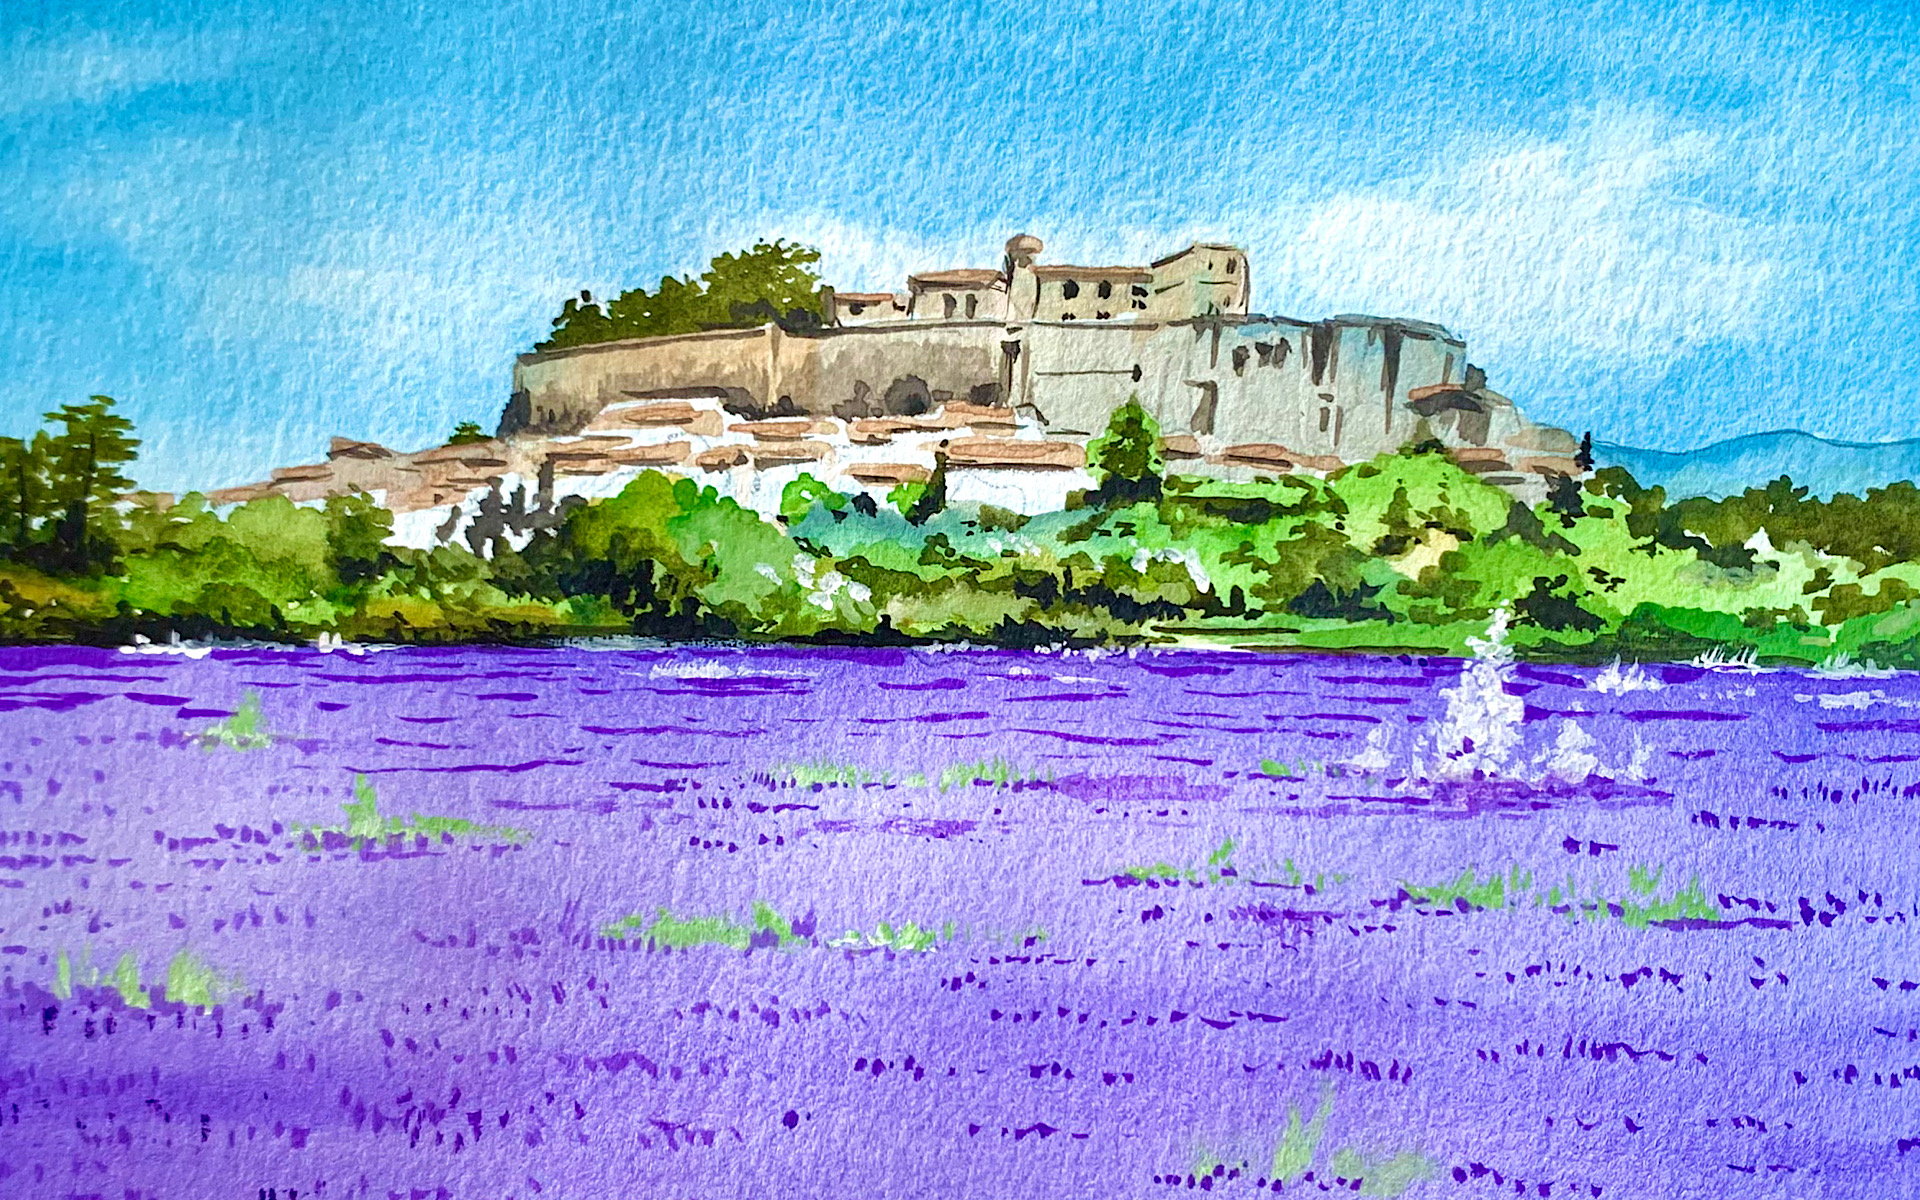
(5, 3), (1920, 1198)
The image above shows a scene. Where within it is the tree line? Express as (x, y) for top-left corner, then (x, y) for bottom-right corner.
(11, 393), (1920, 666)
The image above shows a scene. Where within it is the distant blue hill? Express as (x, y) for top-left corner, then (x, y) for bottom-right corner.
(1593, 430), (1920, 500)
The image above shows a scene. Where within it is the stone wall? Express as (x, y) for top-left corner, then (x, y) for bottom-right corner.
(210, 302), (1578, 548)
(504, 322), (1004, 435)
(501, 310), (1551, 470)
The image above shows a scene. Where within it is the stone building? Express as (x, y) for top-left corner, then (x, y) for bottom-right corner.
(210, 234), (1578, 548)
(504, 234), (1572, 485)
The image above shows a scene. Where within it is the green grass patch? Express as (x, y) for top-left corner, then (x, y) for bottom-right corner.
(303, 774), (527, 848)
(53, 947), (233, 1010)
(601, 901), (797, 949)
(1404, 862), (1724, 927)
(198, 690), (273, 751)
(1123, 837), (1240, 885)
(1184, 1089), (1434, 1198)
(769, 756), (1049, 792)
(777, 758), (891, 788)
(937, 756), (1050, 792)
(1258, 758), (1333, 779)
(1403, 865), (1532, 911)
(827, 919), (948, 952)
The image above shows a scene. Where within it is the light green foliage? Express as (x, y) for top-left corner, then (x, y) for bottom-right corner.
(1403, 862), (1724, 927)
(344, 773), (385, 841)
(1328, 449), (1511, 556)
(52, 945), (229, 1010)
(779, 473), (848, 524)
(1270, 1089), (1334, 1183)
(165, 950), (230, 1009)
(24, 390), (1920, 661)
(936, 757), (1047, 791)
(602, 901), (796, 949)
(1404, 865), (1531, 910)
(887, 480), (929, 519)
(111, 952), (149, 1008)
(1327, 1148), (1438, 1197)
(199, 690), (273, 750)
(774, 756), (1044, 790)
(779, 758), (889, 787)
(1123, 837), (1239, 885)
(1173, 1090), (1433, 1198)
(549, 471), (870, 637)
(829, 920), (941, 952)
(309, 774), (525, 848)
(1613, 865), (1719, 929)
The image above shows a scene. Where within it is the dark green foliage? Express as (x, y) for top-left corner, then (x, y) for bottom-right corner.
(540, 240), (828, 351)
(1576, 431), (1594, 473)
(19, 395), (1920, 664)
(1490, 501), (1579, 555)
(0, 396), (139, 573)
(448, 421), (490, 445)
(1086, 397), (1165, 506)
(0, 433), (51, 552)
(1287, 579), (1390, 621)
(906, 453), (949, 525)
(1665, 477), (1920, 573)
(1224, 523), (1369, 612)
(1814, 577), (1920, 624)
(1513, 574), (1605, 632)
(1544, 473), (1585, 527)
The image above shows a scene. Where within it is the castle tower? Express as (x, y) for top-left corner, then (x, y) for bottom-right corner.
(1003, 233), (1043, 322)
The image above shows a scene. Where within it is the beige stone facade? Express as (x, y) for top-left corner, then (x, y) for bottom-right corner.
(210, 234), (1578, 547)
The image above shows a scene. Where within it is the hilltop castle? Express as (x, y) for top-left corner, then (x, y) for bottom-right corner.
(211, 235), (1579, 546)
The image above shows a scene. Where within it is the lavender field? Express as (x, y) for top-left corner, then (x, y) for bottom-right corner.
(0, 635), (1914, 1199)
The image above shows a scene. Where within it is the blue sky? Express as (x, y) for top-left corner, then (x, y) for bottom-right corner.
(3, 0), (1917, 491)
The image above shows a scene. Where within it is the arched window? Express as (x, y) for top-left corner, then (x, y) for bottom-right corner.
(1097, 280), (1112, 299)
(1062, 280), (1080, 299)
(965, 293), (978, 319)
(943, 293), (957, 319)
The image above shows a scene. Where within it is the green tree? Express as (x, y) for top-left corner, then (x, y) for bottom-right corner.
(540, 240), (828, 350)
(905, 451), (949, 525)
(322, 491), (398, 586)
(42, 395), (139, 570)
(1087, 396), (1164, 505)
(779, 472), (848, 525)
(698, 240), (828, 329)
(0, 432), (51, 555)
(448, 421), (490, 445)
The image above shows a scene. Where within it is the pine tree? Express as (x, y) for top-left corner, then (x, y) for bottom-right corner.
(42, 395), (139, 570)
(0, 433), (50, 557)
(1576, 431), (1595, 473)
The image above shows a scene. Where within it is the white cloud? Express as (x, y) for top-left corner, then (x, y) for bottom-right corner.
(0, 28), (245, 115)
(735, 107), (1802, 398)
(1245, 106), (1806, 383)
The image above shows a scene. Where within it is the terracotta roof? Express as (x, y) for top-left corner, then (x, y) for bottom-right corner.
(908, 269), (1003, 288)
(1149, 242), (1244, 268)
(833, 292), (900, 304)
(1032, 264), (1152, 281)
